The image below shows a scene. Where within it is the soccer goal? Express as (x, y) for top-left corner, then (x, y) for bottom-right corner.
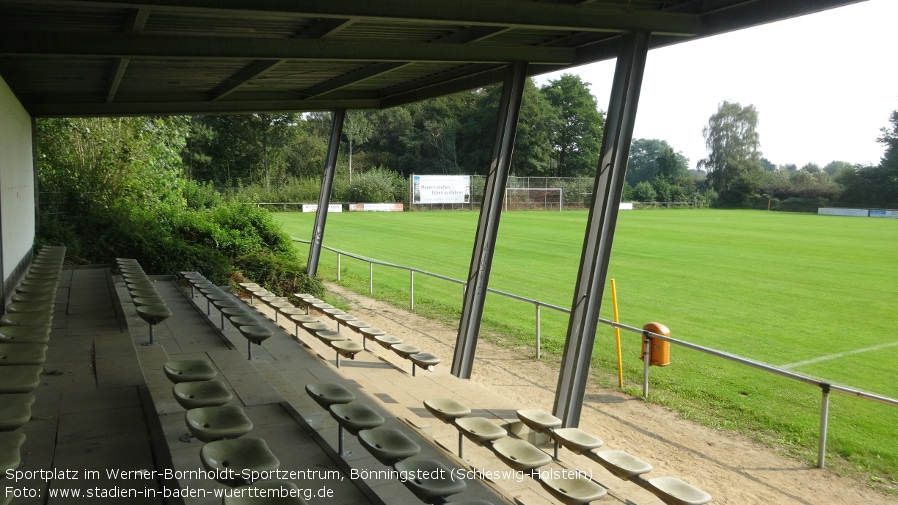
(503, 187), (563, 211)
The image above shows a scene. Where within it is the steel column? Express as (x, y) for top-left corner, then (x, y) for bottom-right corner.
(307, 109), (346, 277)
(553, 32), (649, 426)
(451, 62), (527, 378)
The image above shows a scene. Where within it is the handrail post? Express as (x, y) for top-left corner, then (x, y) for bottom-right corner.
(410, 270), (415, 311)
(337, 253), (341, 281)
(535, 303), (541, 360)
(369, 262), (374, 295)
(818, 383), (831, 468)
(642, 331), (651, 398)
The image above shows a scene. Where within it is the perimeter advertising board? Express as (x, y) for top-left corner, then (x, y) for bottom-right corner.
(301, 204), (342, 213)
(412, 175), (470, 204)
(869, 209), (898, 218)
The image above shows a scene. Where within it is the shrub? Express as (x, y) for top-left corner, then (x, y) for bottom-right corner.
(345, 166), (406, 203)
(232, 252), (323, 299)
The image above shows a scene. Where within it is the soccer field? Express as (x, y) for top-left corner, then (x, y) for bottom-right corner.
(274, 209), (898, 480)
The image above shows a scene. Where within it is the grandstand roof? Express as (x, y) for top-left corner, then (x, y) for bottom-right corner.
(0, 0), (863, 116)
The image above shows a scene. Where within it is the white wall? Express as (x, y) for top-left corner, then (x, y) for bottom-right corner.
(0, 76), (36, 284)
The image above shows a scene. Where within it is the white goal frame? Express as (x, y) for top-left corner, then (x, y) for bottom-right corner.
(503, 187), (563, 211)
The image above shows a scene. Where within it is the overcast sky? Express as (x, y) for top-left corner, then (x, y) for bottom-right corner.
(536, 0), (898, 170)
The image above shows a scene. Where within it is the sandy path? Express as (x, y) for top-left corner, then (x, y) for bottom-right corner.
(322, 281), (896, 505)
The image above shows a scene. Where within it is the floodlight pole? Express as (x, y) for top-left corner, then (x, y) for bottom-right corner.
(307, 109), (346, 277)
(451, 62), (527, 378)
(553, 32), (649, 427)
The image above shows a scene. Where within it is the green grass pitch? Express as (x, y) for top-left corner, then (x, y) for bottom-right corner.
(274, 208), (898, 484)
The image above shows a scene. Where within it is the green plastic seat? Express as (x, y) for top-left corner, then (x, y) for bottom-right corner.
(185, 406), (253, 442)
(0, 344), (48, 365)
(164, 360), (217, 383)
(173, 380), (233, 409)
(10, 292), (54, 303)
(423, 398), (470, 424)
(135, 304), (172, 345)
(127, 289), (159, 299)
(0, 432), (26, 474)
(643, 476), (712, 505)
(329, 403), (384, 435)
(589, 450), (652, 479)
(517, 408), (562, 434)
(0, 394), (35, 431)
(0, 313), (52, 327)
(0, 326), (50, 344)
(305, 383), (355, 410)
(238, 325), (272, 359)
(0, 366), (42, 393)
(330, 402), (384, 456)
(5, 302), (53, 314)
(551, 427), (603, 459)
(331, 340), (364, 368)
(391, 343), (420, 358)
(539, 473), (608, 505)
(491, 438), (551, 471)
(132, 296), (165, 307)
(345, 319), (371, 332)
(228, 315), (260, 328)
(358, 427), (420, 466)
(455, 417), (506, 458)
(314, 330), (348, 344)
(409, 352), (440, 376)
(200, 437), (279, 487)
(300, 321), (330, 334)
(394, 459), (466, 503)
(374, 334), (402, 349)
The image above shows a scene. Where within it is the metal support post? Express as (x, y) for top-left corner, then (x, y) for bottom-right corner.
(410, 271), (415, 311)
(307, 109), (346, 278)
(535, 304), (542, 360)
(643, 333), (651, 398)
(818, 383), (831, 468)
(553, 32), (649, 426)
(451, 62), (528, 378)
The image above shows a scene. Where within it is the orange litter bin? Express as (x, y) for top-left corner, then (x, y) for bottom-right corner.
(641, 322), (671, 366)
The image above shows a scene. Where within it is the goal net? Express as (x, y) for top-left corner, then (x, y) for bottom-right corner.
(504, 187), (563, 211)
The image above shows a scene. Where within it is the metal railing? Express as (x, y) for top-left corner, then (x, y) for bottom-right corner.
(294, 237), (898, 468)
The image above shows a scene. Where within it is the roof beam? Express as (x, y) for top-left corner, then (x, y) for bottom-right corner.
(210, 18), (352, 101)
(25, 97), (381, 117)
(106, 6), (149, 103)
(0, 32), (575, 64)
(297, 25), (509, 100)
(6, 0), (701, 36)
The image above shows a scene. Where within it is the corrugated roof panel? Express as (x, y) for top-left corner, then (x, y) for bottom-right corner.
(144, 11), (312, 38)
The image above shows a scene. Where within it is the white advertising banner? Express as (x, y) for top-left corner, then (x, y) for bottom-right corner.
(301, 204), (342, 213)
(349, 203), (404, 212)
(412, 175), (471, 204)
(818, 208), (869, 217)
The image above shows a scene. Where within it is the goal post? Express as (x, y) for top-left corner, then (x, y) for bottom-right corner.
(503, 187), (563, 211)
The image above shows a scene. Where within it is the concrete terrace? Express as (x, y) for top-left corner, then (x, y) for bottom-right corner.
(8, 263), (714, 505)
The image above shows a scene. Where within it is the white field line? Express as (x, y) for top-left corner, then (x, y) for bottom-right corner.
(781, 341), (898, 370)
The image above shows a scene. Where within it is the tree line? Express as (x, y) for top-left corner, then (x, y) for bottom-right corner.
(698, 101), (898, 209)
(38, 75), (897, 212)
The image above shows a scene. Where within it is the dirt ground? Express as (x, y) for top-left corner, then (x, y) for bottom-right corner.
(322, 281), (896, 505)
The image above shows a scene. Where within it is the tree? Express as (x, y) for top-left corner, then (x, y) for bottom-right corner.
(823, 160), (853, 177)
(456, 79), (558, 177)
(698, 101), (764, 205)
(627, 139), (687, 185)
(343, 111), (374, 183)
(540, 74), (604, 177)
(877, 109), (898, 191)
